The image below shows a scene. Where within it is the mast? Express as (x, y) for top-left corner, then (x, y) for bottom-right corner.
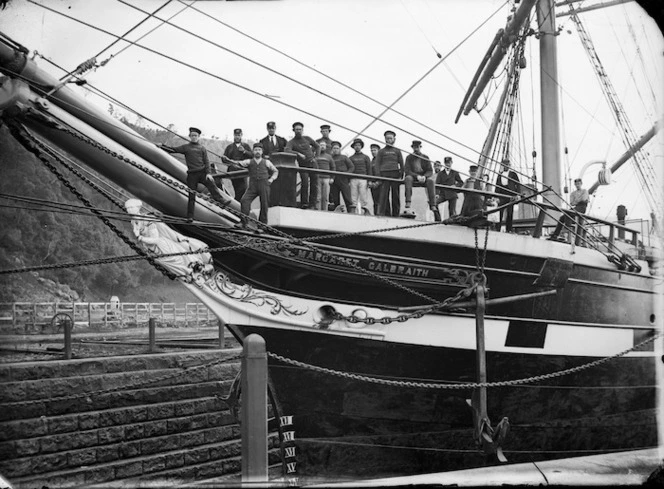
(537, 0), (563, 206)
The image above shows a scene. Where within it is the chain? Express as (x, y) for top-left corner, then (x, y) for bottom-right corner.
(55, 121), (238, 220)
(4, 352), (242, 408)
(26, 119), (491, 323)
(7, 121), (179, 280)
(473, 226), (490, 283)
(267, 330), (663, 389)
(41, 121), (458, 311)
(330, 285), (476, 325)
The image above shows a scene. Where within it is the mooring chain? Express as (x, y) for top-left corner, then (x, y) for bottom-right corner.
(7, 122), (178, 280)
(473, 226), (490, 284)
(48, 122), (452, 306)
(268, 330), (663, 389)
(45, 121), (487, 321)
(4, 352), (243, 409)
(329, 285), (476, 325)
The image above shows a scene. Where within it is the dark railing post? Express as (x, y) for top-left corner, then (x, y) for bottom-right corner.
(63, 317), (73, 360)
(241, 334), (268, 483)
(148, 318), (156, 353)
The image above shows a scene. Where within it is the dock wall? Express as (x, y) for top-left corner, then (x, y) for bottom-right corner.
(0, 350), (281, 487)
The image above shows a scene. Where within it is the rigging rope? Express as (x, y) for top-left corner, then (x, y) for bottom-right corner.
(5, 5), (644, 272)
(5, 122), (179, 280)
(114, 0), (504, 159)
(568, 4), (662, 222)
(24, 0), (556, 194)
(174, 0), (500, 147)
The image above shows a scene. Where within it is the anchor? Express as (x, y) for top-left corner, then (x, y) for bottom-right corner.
(466, 282), (510, 462)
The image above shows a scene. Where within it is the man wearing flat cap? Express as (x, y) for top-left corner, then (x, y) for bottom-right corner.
(404, 140), (436, 216)
(374, 130), (404, 216)
(159, 127), (229, 220)
(330, 141), (354, 210)
(316, 124), (333, 155)
(259, 122), (290, 207)
(285, 122), (320, 209)
(348, 138), (373, 214)
(369, 143), (386, 215)
(461, 164), (484, 217)
(259, 121), (287, 158)
(495, 159), (522, 232)
(435, 156), (464, 217)
(226, 142), (279, 228)
(222, 128), (253, 200)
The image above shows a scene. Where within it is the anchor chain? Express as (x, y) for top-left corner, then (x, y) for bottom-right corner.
(25, 117), (492, 326)
(41, 120), (457, 313)
(6, 121), (178, 280)
(329, 285), (476, 325)
(266, 329), (663, 389)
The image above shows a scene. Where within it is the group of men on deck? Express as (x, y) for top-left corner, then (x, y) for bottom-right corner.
(159, 122), (531, 232)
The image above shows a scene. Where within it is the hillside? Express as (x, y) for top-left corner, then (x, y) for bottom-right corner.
(0, 120), (222, 303)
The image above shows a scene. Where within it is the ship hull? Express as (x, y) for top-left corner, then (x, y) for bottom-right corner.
(177, 207), (656, 328)
(230, 322), (657, 480)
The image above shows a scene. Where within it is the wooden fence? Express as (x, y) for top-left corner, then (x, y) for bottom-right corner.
(0, 302), (216, 331)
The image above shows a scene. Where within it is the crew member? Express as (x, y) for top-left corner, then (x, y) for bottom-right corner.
(230, 143), (279, 228)
(285, 122), (320, 208)
(375, 130), (403, 217)
(222, 128), (252, 200)
(159, 127), (228, 221)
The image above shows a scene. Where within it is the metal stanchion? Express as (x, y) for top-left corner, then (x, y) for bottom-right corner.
(241, 334), (268, 483)
(63, 316), (73, 360)
(148, 317), (156, 353)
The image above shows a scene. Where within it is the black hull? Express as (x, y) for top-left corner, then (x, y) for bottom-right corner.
(179, 222), (656, 327)
(232, 324), (657, 479)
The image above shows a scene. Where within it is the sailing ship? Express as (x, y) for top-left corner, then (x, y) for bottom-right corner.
(0, 0), (662, 481)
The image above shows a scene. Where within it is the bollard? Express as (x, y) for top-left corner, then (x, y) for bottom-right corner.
(241, 334), (268, 482)
(148, 318), (156, 353)
(64, 318), (73, 360)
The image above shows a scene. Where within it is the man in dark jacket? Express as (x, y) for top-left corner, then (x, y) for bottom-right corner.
(159, 127), (229, 220)
(260, 121), (290, 207)
(435, 156), (464, 217)
(222, 128), (252, 200)
(404, 140), (436, 213)
(330, 141), (354, 210)
(369, 143), (386, 215)
(228, 143), (279, 227)
(259, 121), (287, 157)
(495, 159), (522, 232)
(375, 130), (404, 216)
(285, 122), (320, 208)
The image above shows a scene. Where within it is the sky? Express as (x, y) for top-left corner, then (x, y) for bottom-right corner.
(1, 0), (663, 221)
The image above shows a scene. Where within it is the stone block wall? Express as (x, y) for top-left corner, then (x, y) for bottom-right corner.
(0, 350), (281, 488)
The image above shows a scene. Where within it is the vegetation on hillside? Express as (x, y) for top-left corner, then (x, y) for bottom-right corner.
(0, 115), (235, 303)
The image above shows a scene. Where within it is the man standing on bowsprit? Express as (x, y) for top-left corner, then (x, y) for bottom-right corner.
(375, 130), (404, 217)
(285, 122), (320, 209)
(222, 128), (252, 200)
(159, 127), (228, 221)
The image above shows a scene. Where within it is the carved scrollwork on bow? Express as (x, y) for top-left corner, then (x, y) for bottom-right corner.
(199, 270), (307, 317)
